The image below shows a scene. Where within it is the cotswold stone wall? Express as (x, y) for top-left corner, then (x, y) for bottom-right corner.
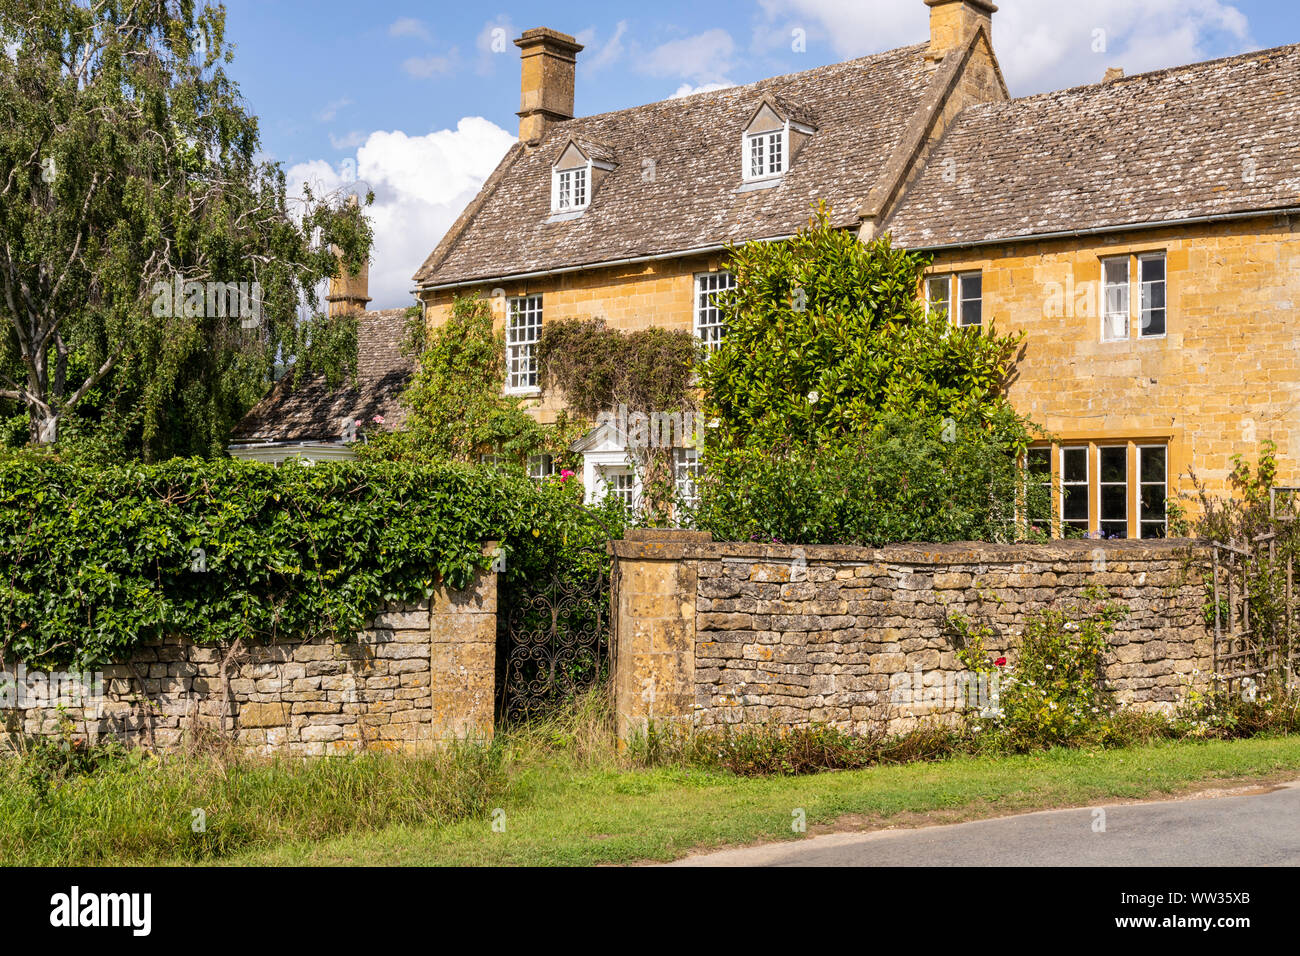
(612, 531), (1211, 738)
(1, 571), (497, 756)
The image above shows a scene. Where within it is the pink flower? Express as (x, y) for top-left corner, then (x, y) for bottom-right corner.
(560, 469), (576, 482)
(372, 415), (385, 424)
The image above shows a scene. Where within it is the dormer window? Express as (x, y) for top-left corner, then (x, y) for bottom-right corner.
(747, 129), (785, 180)
(555, 166), (588, 211)
(550, 137), (616, 219)
(740, 96), (815, 187)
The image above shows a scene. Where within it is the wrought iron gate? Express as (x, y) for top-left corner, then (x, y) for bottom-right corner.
(497, 548), (613, 722)
(1210, 487), (1300, 695)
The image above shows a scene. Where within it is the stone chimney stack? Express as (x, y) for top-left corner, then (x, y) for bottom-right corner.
(1104, 67), (1125, 83)
(925, 0), (997, 61)
(326, 198), (371, 317)
(514, 27), (583, 145)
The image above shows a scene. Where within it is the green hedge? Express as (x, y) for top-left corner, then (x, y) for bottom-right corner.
(0, 457), (616, 668)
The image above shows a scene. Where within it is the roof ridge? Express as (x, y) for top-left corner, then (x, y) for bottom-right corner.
(547, 41), (930, 130)
(993, 40), (1300, 107)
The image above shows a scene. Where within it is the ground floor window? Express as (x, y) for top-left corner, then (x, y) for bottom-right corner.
(600, 467), (637, 510)
(528, 453), (558, 482)
(1030, 439), (1170, 539)
(673, 448), (702, 511)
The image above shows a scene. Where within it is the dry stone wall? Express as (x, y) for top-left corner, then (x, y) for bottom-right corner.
(2, 570), (497, 756)
(612, 531), (1211, 738)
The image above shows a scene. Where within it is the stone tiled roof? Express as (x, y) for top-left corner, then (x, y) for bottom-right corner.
(415, 43), (936, 287)
(886, 43), (1300, 248)
(230, 308), (414, 445)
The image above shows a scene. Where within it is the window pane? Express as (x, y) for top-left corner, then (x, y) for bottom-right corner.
(1099, 446), (1126, 483)
(1103, 258), (1129, 340)
(1140, 254), (1166, 337)
(1100, 484), (1127, 519)
(1062, 447), (1087, 483)
(1027, 447), (1050, 477)
(1141, 485), (1167, 522)
(1140, 446), (1166, 483)
(926, 276), (950, 316)
(959, 273), (982, 326)
(1063, 486), (1089, 521)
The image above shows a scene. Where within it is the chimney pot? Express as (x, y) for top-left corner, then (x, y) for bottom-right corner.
(514, 27), (583, 145)
(925, 0), (997, 61)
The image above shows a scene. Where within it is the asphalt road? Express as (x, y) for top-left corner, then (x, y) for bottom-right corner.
(669, 780), (1300, 866)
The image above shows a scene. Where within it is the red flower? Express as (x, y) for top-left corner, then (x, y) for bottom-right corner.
(995, 657), (1007, 667)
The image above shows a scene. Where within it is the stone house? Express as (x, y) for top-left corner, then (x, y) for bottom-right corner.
(408, 0), (1300, 537)
(228, 258), (415, 462)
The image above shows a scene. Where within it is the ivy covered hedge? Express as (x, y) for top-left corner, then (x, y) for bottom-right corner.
(0, 457), (615, 669)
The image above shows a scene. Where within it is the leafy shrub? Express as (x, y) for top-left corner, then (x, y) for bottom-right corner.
(700, 205), (1030, 453)
(952, 593), (1126, 751)
(691, 409), (1049, 545)
(0, 456), (617, 668)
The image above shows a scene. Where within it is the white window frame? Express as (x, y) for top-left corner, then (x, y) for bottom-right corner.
(551, 162), (591, 214)
(1138, 252), (1167, 339)
(528, 453), (558, 482)
(957, 272), (983, 327)
(1138, 445), (1168, 538)
(924, 275), (951, 319)
(601, 467), (638, 511)
(1097, 445), (1128, 540)
(1101, 256), (1131, 342)
(743, 124), (787, 182)
(673, 447), (702, 512)
(506, 295), (542, 394)
(694, 271), (735, 353)
(1060, 445), (1090, 536)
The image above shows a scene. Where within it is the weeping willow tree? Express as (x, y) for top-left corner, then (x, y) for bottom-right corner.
(0, 0), (372, 460)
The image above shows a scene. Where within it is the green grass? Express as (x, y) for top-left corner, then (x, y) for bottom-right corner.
(0, 738), (506, 866)
(228, 734), (1300, 867)
(6, 703), (1300, 867)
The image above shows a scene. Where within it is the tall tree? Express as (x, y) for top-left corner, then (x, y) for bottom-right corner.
(0, 0), (371, 458)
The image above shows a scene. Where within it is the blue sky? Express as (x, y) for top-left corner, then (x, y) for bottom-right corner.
(217, 0), (1300, 307)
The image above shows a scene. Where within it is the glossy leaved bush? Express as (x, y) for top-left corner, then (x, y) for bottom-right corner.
(0, 456), (616, 668)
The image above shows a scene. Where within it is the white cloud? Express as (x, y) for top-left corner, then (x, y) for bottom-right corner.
(316, 98), (352, 123)
(671, 81), (737, 99)
(755, 0), (1253, 94)
(286, 118), (517, 310)
(328, 130), (366, 150)
(402, 52), (455, 79)
(581, 20), (630, 73)
(388, 17), (432, 42)
(639, 29), (737, 85)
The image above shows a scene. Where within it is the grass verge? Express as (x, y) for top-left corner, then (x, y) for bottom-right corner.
(226, 734), (1300, 867)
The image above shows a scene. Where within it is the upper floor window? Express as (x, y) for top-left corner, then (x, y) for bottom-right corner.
(1102, 251), (1167, 341)
(746, 130), (784, 180)
(554, 166), (588, 212)
(506, 295), (542, 393)
(924, 271), (982, 326)
(695, 271), (735, 352)
(549, 137), (615, 216)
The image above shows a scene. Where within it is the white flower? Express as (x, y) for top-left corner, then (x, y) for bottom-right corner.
(807, 391), (820, 404)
